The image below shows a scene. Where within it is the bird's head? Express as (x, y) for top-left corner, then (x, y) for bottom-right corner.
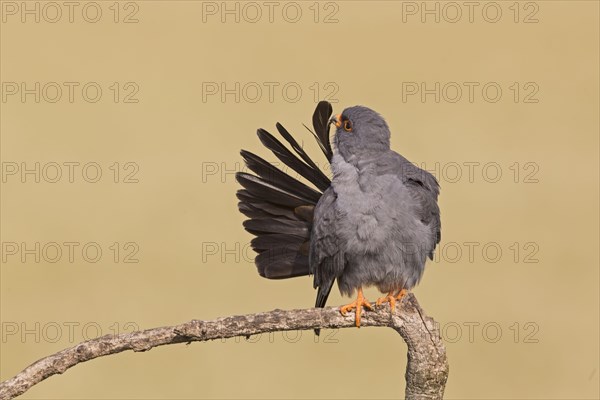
(329, 105), (391, 161)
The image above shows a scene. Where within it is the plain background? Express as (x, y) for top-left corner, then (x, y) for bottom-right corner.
(1, 1), (598, 399)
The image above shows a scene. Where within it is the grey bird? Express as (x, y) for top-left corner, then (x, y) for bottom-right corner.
(236, 101), (440, 330)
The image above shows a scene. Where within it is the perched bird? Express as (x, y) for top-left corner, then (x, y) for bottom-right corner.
(236, 101), (440, 330)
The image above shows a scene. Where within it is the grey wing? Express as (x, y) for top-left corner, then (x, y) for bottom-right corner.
(377, 152), (441, 259)
(405, 175), (441, 259)
(401, 160), (441, 259)
(309, 187), (344, 308)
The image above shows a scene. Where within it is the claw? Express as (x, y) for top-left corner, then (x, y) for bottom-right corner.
(377, 289), (408, 315)
(340, 287), (372, 327)
(376, 291), (397, 315)
(395, 288), (408, 301)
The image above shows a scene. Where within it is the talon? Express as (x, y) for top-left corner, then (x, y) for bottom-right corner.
(395, 289), (408, 302)
(376, 291), (397, 314)
(339, 287), (372, 327)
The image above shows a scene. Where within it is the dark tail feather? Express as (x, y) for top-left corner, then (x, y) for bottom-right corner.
(237, 191), (297, 220)
(311, 101), (334, 162)
(314, 278), (335, 336)
(256, 248), (309, 279)
(237, 172), (314, 208)
(237, 102), (333, 281)
(275, 122), (330, 185)
(250, 234), (306, 252)
(240, 150), (321, 203)
(257, 129), (331, 192)
(243, 218), (310, 237)
(315, 278), (334, 308)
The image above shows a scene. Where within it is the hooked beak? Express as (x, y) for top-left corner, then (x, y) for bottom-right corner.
(329, 114), (342, 128)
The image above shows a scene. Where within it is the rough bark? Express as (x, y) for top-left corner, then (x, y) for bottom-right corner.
(0, 293), (448, 400)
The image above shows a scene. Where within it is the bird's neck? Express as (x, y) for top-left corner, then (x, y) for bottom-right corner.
(338, 149), (387, 168)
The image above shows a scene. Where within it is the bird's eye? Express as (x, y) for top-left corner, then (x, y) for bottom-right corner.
(343, 120), (352, 132)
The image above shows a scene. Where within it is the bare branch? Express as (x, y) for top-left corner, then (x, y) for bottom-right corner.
(0, 293), (448, 400)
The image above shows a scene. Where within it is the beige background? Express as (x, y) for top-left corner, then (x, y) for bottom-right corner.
(1, 1), (599, 399)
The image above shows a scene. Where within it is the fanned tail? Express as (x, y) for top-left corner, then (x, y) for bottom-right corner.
(236, 101), (333, 279)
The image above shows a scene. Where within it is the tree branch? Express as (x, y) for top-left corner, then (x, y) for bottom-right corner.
(0, 293), (448, 400)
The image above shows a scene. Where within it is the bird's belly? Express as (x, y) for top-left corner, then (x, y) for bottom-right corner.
(330, 156), (428, 294)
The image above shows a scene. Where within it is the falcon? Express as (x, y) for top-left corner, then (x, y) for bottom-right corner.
(236, 101), (441, 330)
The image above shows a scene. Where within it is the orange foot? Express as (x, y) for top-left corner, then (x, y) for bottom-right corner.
(377, 289), (408, 315)
(376, 291), (396, 314)
(395, 288), (408, 302)
(340, 287), (373, 328)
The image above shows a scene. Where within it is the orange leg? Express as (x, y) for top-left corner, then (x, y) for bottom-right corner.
(377, 289), (409, 314)
(340, 287), (373, 328)
(376, 291), (396, 314)
(395, 289), (408, 302)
